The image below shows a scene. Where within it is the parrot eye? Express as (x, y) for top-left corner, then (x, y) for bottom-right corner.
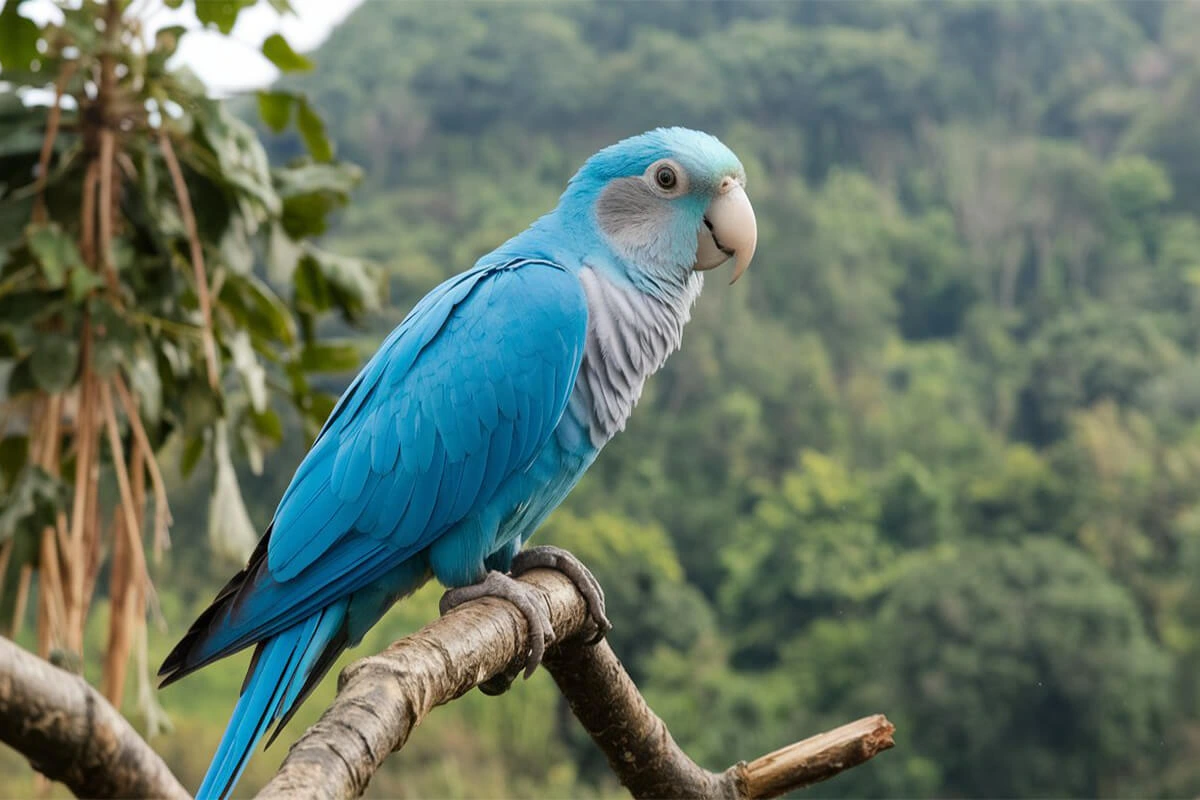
(654, 165), (678, 191)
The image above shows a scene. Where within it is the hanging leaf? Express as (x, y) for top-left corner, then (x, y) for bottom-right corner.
(195, 0), (255, 35)
(219, 212), (254, 275)
(27, 223), (84, 288)
(180, 432), (206, 478)
(5, 356), (35, 396)
(0, 3), (41, 73)
(128, 353), (163, 426)
(261, 33), (313, 73)
(267, 220), (303, 281)
(151, 25), (188, 63)
(0, 466), (68, 546)
(208, 421), (259, 564)
(296, 245), (384, 323)
(298, 340), (362, 373)
(0, 525), (38, 633)
(219, 272), (297, 347)
(247, 406), (283, 444)
(29, 332), (78, 392)
(256, 90), (296, 134)
(90, 303), (138, 378)
(297, 97), (334, 163)
(228, 330), (268, 413)
(239, 416), (265, 475)
(67, 267), (105, 301)
(0, 435), (28, 489)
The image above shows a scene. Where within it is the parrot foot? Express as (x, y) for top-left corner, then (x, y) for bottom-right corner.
(439, 571), (555, 692)
(510, 545), (611, 646)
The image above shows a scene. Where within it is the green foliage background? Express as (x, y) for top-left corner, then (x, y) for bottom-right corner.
(8, 0), (1200, 797)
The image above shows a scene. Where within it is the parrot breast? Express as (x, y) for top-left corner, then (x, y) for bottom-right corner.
(566, 266), (703, 449)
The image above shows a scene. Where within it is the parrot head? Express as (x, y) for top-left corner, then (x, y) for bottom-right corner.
(558, 127), (757, 285)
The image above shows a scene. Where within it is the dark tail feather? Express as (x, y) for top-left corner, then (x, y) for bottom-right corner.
(195, 601), (349, 800)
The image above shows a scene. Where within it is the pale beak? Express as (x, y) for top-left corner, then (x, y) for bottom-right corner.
(693, 177), (757, 284)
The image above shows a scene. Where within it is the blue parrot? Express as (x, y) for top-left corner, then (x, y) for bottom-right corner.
(158, 127), (757, 799)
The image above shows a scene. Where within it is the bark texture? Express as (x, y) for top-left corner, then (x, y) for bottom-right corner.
(0, 635), (189, 800)
(546, 631), (894, 799)
(258, 568), (894, 800)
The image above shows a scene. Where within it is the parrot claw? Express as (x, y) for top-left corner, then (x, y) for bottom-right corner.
(439, 571), (555, 685)
(511, 545), (612, 646)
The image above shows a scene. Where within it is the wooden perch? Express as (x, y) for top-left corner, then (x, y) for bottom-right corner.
(0, 569), (892, 798)
(0, 635), (189, 800)
(258, 568), (894, 800)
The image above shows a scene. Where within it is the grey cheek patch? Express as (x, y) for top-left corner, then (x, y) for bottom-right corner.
(595, 178), (673, 265)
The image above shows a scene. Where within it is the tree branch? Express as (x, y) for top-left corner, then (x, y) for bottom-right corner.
(0, 635), (189, 800)
(258, 569), (894, 799)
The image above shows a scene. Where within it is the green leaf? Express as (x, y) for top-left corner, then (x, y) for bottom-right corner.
(152, 25), (188, 61)
(297, 245), (384, 322)
(0, 435), (28, 489)
(208, 421), (258, 564)
(298, 340), (361, 373)
(237, 411), (265, 476)
(248, 406), (283, 444)
(296, 97), (334, 163)
(90, 303), (137, 378)
(275, 162), (361, 239)
(219, 212), (254, 275)
(29, 333), (77, 392)
(228, 330), (267, 413)
(128, 353), (163, 426)
(67, 267), (104, 301)
(218, 272), (297, 347)
(0, 3), (41, 73)
(195, 0), (255, 35)
(274, 161), (361, 199)
(26, 223), (84, 289)
(0, 94), (48, 159)
(164, 0), (184, 8)
(261, 33), (313, 73)
(180, 432), (206, 478)
(6, 356), (35, 396)
(256, 90), (296, 133)
(0, 522), (38, 633)
(0, 466), (68, 547)
(191, 101), (281, 216)
(266, 222), (303, 282)
(181, 380), (222, 434)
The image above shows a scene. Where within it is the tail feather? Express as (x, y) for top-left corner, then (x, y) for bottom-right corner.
(196, 602), (349, 800)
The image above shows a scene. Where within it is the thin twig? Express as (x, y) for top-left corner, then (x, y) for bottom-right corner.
(112, 373), (172, 558)
(66, 366), (93, 651)
(31, 62), (76, 225)
(99, 381), (152, 613)
(158, 129), (220, 389)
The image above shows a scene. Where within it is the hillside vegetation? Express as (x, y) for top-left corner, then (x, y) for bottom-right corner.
(8, 1), (1200, 796)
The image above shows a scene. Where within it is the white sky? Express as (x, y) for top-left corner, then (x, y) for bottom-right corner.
(17, 0), (364, 95)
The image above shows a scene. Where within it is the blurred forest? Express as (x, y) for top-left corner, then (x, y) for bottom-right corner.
(8, 0), (1200, 797)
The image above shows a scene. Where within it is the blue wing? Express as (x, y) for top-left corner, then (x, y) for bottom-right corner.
(160, 258), (587, 682)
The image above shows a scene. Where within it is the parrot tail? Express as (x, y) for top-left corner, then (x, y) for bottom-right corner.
(196, 601), (350, 800)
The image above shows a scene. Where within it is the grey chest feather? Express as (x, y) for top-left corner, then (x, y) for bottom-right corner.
(570, 267), (702, 448)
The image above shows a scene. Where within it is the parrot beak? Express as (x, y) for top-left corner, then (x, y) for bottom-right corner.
(693, 177), (757, 284)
